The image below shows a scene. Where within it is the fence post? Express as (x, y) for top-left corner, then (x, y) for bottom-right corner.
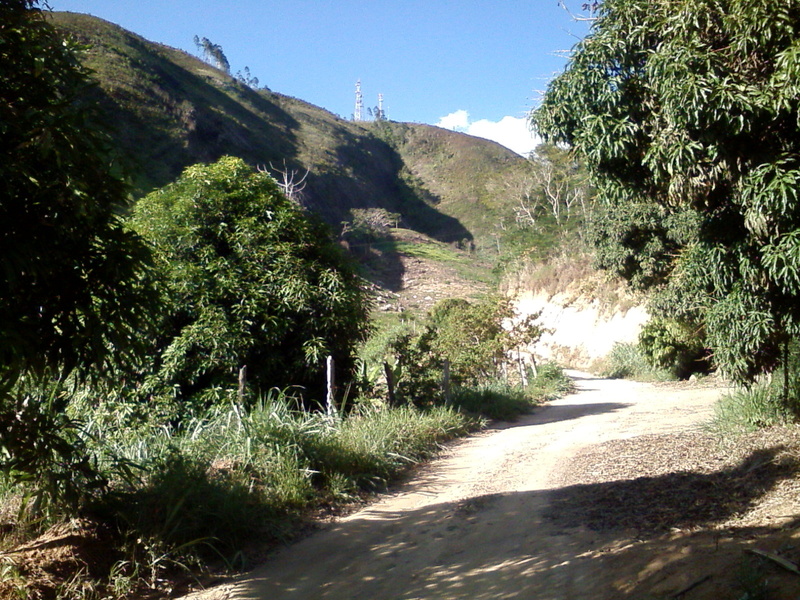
(384, 361), (396, 407)
(238, 365), (247, 402)
(517, 350), (528, 387)
(326, 355), (337, 419)
(442, 359), (451, 406)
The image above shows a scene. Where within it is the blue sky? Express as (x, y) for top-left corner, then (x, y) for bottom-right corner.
(47, 1), (591, 155)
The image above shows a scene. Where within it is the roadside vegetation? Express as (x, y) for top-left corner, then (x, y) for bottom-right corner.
(531, 0), (800, 442)
(0, 4), (573, 598)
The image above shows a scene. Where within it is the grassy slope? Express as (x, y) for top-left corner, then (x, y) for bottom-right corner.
(369, 121), (532, 250)
(50, 12), (531, 252)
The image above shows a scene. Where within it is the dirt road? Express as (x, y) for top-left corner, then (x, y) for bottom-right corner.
(183, 373), (799, 600)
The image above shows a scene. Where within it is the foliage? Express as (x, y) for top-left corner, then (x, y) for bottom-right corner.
(81, 389), (474, 566)
(638, 318), (710, 379)
(599, 342), (673, 381)
(130, 156), (372, 404)
(0, 0), (156, 517)
(0, 1), (156, 382)
(381, 297), (546, 405)
(709, 383), (794, 437)
(533, 0), (800, 387)
(0, 377), (106, 519)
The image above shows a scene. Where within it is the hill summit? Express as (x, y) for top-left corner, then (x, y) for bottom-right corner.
(50, 12), (532, 252)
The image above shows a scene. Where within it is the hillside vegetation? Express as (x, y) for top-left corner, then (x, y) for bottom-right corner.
(49, 12), (531, 255)
(0, 7), (580, 599)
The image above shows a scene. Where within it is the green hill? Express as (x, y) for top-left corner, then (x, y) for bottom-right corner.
(49, 12), (531, 252)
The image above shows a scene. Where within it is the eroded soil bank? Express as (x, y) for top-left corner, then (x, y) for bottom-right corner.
(182, 373), (800, 600)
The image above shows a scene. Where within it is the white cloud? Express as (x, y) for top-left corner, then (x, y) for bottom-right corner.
(436, 111), (541, 157)
(436, 109), (470, 132)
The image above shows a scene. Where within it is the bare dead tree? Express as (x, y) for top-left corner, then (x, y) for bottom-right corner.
(509, 174), (546, 228)
(510, 151), (589, 227)
(257, 161), (309, 204)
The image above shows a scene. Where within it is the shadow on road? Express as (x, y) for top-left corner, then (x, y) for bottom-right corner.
(527, 401), (632, 426)
(236, 445), (800, 600)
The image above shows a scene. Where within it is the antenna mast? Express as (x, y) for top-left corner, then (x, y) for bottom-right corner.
(354, 79), (363, 121)
(377, 93), (384, 120)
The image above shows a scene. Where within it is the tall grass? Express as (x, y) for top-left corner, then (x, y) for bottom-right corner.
(597, 342), (674, 381)
(708, 382), (794, 438)
(76, 390), (475, 567)
(451, 363), (574, 421)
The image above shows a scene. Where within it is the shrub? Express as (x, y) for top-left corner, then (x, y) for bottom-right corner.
(709, 383), (793, 437)
(638, 318), (710, 379)
(130, 157), (372, 406)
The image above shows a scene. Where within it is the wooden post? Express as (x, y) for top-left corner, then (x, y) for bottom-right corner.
(442, 359), (451, 406)
(517, 351), (528, 387)
(384, 361), (396, 407)
(238, 365), (247, 402)
(326, 355), (337, 419)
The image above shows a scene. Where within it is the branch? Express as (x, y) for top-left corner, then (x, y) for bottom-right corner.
(558, 1), (598, 22)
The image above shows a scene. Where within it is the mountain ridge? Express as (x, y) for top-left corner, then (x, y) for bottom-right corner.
(50, 11), (531, 251)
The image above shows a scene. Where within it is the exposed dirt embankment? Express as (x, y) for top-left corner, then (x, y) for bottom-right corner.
(507, 254), (648, 369)
(515, 289), (648, 368)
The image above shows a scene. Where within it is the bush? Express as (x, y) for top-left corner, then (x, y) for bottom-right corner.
(638, 318), (710, 379)
(709, 383), (793, 437)
(130, 157), (371, 406)
(599, 342), (673, 381)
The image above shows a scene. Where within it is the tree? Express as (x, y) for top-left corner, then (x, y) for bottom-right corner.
(512, 144), (590, 228)
(0, 0), (156, 510)
(193, 35), (230, 74)
(235, 65), (259, 88)
(533, 0), (800, 387)
(130, 156), (372, 404)
(0, 0), (155, 381)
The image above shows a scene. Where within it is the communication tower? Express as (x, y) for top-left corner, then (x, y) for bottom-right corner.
(377, 93), (384, 120)
(354, 79), (363, 121)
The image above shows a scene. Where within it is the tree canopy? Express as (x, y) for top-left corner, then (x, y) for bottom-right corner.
(131, 156), (372, 403)
(533, 0), (800, 384)
(0, 0), (155, 381)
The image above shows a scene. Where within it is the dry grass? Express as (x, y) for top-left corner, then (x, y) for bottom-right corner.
(504, 250), (644, 316)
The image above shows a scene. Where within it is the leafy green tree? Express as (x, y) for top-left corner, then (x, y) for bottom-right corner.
(0, 0), (156, 512)
(0, 0), (156, 380)
(533, 0), (800, 387)
(130, 156), (372, 404)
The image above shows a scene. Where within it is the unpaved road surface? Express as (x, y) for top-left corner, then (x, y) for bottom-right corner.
(183, 373), (800, 600)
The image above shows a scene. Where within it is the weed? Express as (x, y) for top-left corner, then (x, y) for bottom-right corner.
(708, 383), (793, 438)
(598, 342), (674, 381)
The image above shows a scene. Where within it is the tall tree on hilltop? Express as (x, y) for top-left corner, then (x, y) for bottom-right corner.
(193, 35), (230, 74)
(533, 0), (800, 390)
